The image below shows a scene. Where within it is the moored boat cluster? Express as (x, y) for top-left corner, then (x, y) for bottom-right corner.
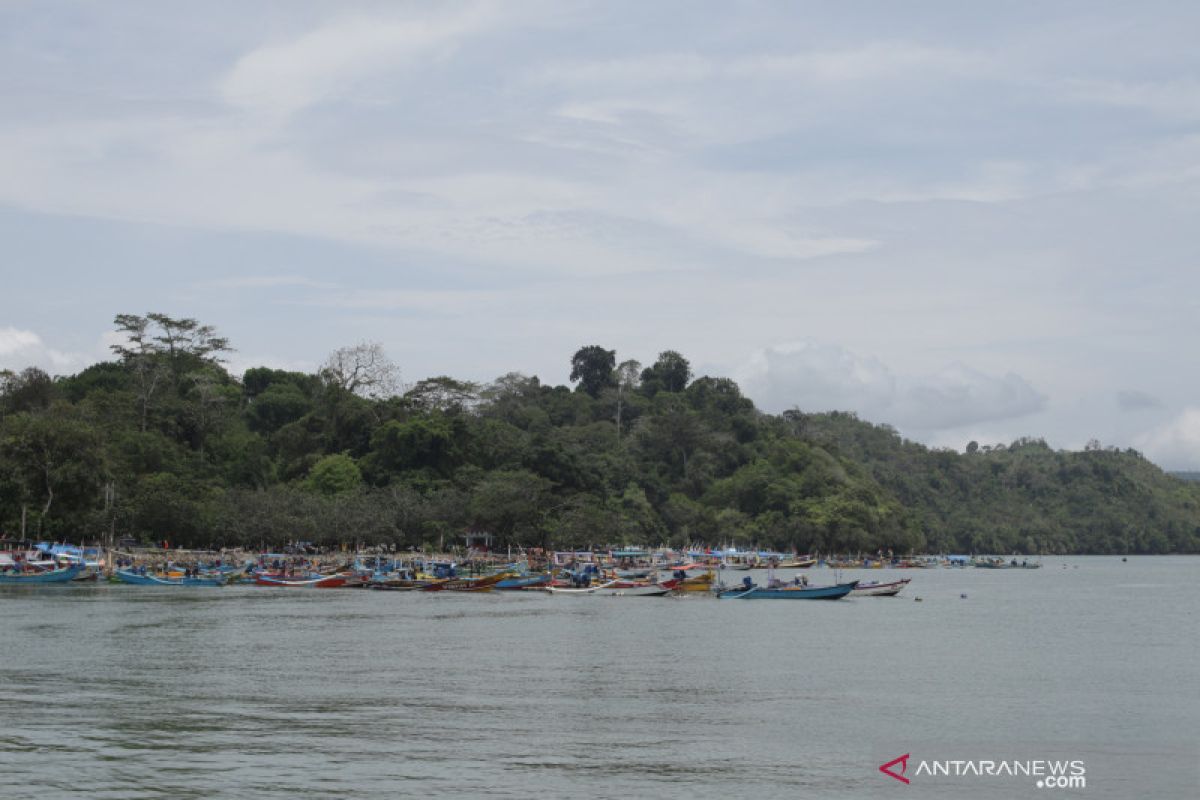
(1, 542), (1045, 596)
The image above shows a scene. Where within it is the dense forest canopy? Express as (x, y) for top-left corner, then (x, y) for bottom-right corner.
(1, 313), (1197, 554)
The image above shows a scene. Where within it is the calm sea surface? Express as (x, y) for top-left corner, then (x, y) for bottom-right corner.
(1, 556), (1197, 799)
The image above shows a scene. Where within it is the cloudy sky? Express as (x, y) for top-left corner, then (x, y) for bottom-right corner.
(1, 1), (1198, 467)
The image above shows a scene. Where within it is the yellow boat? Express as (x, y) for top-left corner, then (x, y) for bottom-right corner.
(677, 571), (715, 592)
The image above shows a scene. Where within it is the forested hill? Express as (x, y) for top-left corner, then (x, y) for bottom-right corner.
(2, 315), (1197, 554)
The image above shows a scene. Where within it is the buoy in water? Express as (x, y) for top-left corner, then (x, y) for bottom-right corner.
(1122, 557), (1127, 562)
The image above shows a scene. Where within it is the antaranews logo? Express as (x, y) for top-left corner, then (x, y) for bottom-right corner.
(879, 754), (910, 784)
(879, 754), (1086, 789)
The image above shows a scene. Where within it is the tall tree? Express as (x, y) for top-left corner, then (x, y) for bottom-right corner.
(0, 367), (56, 416)
(321, 342), (400, 399)
(110, 313), (231, 431)
(146, 313), (231, 381)
(569, 345), (616, 398)
(110, 314), (168, 432)
(614, 359), (641, 442)
(641, 350), (692, 395)
(0, 407), (106, 536)
(405, 376), (480, 413)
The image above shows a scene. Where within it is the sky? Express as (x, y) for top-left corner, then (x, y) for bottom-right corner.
(1, 1), (1198, 468)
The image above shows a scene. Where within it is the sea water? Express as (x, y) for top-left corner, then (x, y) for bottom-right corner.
(1, 556), (1196, 798)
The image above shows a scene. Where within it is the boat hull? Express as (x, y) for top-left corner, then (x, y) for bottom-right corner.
(850, 578), (911, 597)
(422, 573), (510, 592)
(676, 573), (715, 592)
(494, 573), (552, 590)
(717, 581), (858, 600)
(546, 580), (674, 596)
(0, 564), (84, 584)
(115, 570), (226, 586)
(254, 574), (347, 588)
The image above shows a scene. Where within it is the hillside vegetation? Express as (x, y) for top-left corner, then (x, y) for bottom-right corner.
(2, 314), (1197, 554)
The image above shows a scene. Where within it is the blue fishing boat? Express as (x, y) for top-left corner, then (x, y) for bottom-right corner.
(716, 579), (858, 600)
(495, 573), (552, 589)
(0, 564), (84, 584)
(114, 569), (226, 587)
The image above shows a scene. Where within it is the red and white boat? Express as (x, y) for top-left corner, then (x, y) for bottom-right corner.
(850, 578), (911, 597)
(254, 573), (347, 588)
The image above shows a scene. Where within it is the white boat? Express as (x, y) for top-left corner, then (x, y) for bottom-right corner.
(850, 578), (911, 597)
(546, 580), (674, 596)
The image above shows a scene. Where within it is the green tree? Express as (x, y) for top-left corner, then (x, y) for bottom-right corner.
(248, 382), (311, 433)
(641, 350), (692, 395)
(0, 406), (107, 536)
(467, 469), (552, 546)
(0, 367), (57, 416)
(306, 453), (363, 495)
(569, 345), (616, 398)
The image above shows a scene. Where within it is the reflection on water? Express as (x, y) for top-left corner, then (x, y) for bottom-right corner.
(1, 557), (1197, 798)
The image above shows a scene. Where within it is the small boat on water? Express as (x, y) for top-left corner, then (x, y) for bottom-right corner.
(775, 556), (817, 569)
(494, 573), (553, 590)
(115, 569), (226, 587)
(545, 580), (675, 596)
(850, 578), (911, 597)
(422, 572), (511, 592)
(716, 580), (858, 600)
(254, 573), (347, 588)
(974, 557), (1041, 569)
(675, 571), (715, 592)
(0, 564), (84, 584)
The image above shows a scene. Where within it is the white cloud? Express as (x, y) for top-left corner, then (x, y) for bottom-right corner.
(0, 327), (42, 357)
(219, 4), (501, 116)
(738, 341), (1045, 433)
(1135, 408), (1200, 470)
(736, 341), (897, 419)
(893, 363), (1046, 430)
(0, 327), (85, 374)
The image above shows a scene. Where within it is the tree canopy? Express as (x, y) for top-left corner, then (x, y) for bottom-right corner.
(1, 315), (1197, 554)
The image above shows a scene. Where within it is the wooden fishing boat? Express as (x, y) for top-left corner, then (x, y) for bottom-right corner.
(610, 577), (680, 590)
(254, 573), (347, 588)
(0, 564), (84, 584)
(675, 571), (715, 592)
(545, 580), (674, 596)
(422, 572), (510, 592)
(494, 573), (553, 590)
(716, 580), (858, 600)
(775, 557), (817, 569)
(367, 581), (429, 591)
(850, 578), (911, 597)
(115, 569), (226, 587)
